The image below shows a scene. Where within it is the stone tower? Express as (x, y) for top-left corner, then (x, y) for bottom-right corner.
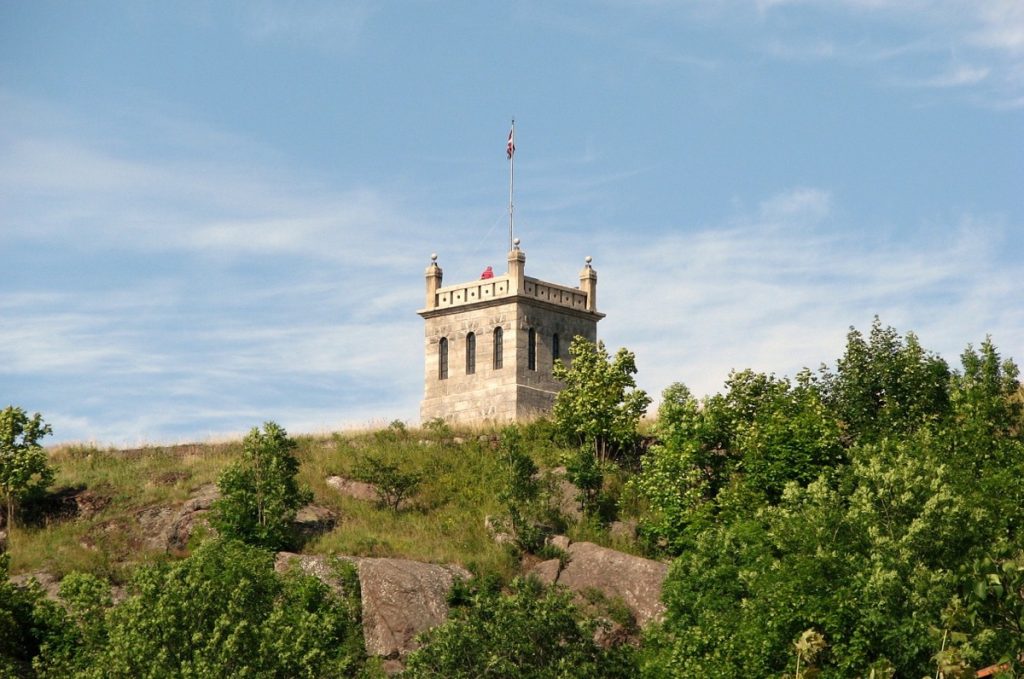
(418, 240), (604, 425)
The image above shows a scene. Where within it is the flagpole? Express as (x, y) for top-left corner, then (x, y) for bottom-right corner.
(508, 119), (515, 251)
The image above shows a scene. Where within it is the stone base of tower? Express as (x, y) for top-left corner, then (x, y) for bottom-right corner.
(420, 383), (559, 426)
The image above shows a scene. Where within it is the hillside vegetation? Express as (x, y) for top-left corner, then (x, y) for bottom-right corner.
(2, 319), (1023, 678)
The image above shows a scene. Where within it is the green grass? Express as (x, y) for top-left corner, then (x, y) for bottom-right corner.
(8, 422), (647, 583)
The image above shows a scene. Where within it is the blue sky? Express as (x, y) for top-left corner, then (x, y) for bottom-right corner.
(2, 1), (1022, 445)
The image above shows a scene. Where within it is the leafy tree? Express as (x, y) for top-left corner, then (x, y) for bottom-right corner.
(34, 539), (364, 678)
(552, 338), (650, 463)
(211, 421), (311, 550)
(626, 384), (711, 554)
(733, 369), (843, 503)
(0, 406), (54, 534)
(403, 577), (636, 678)
(819, 317), (950, 444)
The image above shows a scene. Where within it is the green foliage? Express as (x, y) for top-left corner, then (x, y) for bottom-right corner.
(629, 372), (843, 554)
(563, 447), (606, 518)
(495, 427), (546, 552)
(352, 452), (423, 512)
(552, 338), (651, 463)
(0, 553), (67, 677)
(211, 421), (311, 550)
(819, 317), (951, 443)
(642, 328), (1024, 677)
(403, 577), (637, 678)
(33, 539), (363, 678)
(0, 406), (55, 532)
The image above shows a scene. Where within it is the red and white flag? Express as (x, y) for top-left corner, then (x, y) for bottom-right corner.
(506, 125), (515, 159)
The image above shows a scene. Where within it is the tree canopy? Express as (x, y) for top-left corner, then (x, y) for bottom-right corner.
(632, 322), (1024, 677)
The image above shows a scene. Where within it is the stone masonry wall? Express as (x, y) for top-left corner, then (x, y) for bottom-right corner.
(420, 298), (598, 425)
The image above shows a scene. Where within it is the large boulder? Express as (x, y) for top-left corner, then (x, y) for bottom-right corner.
(528, 539), (669, 627)
(276, 553), (470, 659)
(137, 483), (220, 552)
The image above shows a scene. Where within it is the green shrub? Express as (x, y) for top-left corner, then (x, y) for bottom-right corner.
(404, 577), (636, 678)
(34, 539), (364, 678)
(352, 453), (422, 512)
(211, 422), (311, 550)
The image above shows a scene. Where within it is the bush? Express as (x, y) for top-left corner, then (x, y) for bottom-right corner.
(352, 453), (422, 512)
(211, 421), (311, 550)
(35, 540), (364, 678)
(404, 577), (637, 678)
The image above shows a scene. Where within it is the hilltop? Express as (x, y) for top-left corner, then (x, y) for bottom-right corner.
(3, 321), (1024, 677)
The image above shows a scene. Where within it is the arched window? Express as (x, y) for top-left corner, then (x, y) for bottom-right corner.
(493, 327), (503, 369)
(466, 332), (476, 375)
(528, 328), (537, 371)
(552, 333), (560, 367)
(438, 337), (448, 380)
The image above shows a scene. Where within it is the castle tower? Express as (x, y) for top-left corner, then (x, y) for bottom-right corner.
(418, 240), (604, 424)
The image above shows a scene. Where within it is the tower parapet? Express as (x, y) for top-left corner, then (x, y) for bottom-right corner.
(418, 242), (604, 425)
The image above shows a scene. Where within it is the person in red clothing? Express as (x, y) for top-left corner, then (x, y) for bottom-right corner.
(480, 266), (494, 279)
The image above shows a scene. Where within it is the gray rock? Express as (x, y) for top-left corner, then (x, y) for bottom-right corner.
(547, 534), (571, 551)
(294, 504), (337, 537)
(484, 515), (515, 545)
(545, 468), (583, 522)
(358, 557), (470, 658)
(165, 484), (220, 551)
(529, 558), (562, 585)
(276, 553), (471, 659)
(326, 476), (379, 503)
(536, 541), (669, 628)
(138, 483), (220, 552)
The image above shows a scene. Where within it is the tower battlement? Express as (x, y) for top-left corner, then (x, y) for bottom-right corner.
(417, 241), (603, 425)
(421, 275), (594, 315)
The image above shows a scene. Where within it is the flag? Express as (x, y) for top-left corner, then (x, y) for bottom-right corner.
(506, 125), (515, 159)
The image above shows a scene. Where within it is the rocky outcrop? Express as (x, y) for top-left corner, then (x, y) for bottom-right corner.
(276, 553), (471, 660)
(528, 538), (669, 627)
(326, 476), (379, 503)
(137, 483), (220, 552)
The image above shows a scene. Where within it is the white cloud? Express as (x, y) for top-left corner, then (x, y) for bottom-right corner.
(970, 0), (1024, 53)
(593, 189), (1022, 408)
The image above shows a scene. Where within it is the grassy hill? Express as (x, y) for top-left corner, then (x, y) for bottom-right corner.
(9, 419), (629, 583)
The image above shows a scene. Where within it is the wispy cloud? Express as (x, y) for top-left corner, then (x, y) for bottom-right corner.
(750, 0), (1024, 106)
(902, 63), (991, 88)
(593, 187), (1022, 406)
(237, 0), (374, 53)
